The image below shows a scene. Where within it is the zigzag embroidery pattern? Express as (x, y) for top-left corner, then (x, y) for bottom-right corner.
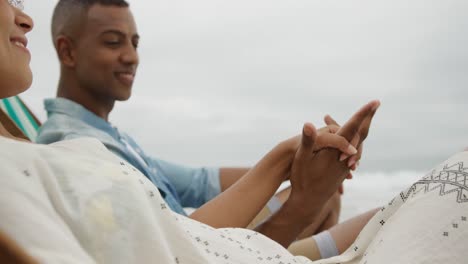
(400, 162), (468, 203)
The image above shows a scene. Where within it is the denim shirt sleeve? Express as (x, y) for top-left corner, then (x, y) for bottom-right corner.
(146, 158), (221, 208)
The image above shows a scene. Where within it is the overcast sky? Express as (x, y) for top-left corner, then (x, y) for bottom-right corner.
(21, 0), (468, 172)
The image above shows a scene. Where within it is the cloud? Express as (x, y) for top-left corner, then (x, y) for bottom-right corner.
(21, 0), (468, 171)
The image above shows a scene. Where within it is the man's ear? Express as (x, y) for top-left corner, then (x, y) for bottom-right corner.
(55, 35), (76, 67)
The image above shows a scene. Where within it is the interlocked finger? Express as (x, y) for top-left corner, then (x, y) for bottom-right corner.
(313, 133), (357, 156)
(324, 114), (339, 127)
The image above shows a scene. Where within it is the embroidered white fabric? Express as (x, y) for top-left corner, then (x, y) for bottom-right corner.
(0, 137), (466, 263)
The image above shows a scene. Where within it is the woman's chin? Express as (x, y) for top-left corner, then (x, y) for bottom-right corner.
(0, 77), (32, 99)
(17, 71), (33, 94)
(1, 88), (27, 99)
(16, 75), (32, 94)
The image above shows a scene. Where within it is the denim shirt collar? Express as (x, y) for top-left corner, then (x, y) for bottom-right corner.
(44, 97), (120, 139)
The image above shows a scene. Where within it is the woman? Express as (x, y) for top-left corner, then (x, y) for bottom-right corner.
(0, 1), (38, 263)
(2, 1), (465, 263)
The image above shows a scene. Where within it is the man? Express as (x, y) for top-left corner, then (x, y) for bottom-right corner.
(36, 0), (369, 258)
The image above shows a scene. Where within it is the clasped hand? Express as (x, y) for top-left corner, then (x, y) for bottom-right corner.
(287, 100), (380, 219)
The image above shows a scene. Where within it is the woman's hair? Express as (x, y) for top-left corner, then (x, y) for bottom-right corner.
(51, 0), (130, 44)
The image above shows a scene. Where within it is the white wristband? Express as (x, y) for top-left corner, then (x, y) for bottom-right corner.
(266, 196), (282, 214)
(312, 230), (339, 259)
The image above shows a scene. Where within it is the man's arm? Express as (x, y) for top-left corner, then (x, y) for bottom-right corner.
(255, 100), (380, 248)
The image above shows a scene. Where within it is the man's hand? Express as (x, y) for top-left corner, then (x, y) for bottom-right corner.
(279, 123), (359, 183)
(255, 100), (380, 248)
(288, 100), (380, 218)
(281, 126), (358, 159)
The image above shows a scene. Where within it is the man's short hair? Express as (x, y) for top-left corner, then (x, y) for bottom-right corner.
(51, 0), (130, 45)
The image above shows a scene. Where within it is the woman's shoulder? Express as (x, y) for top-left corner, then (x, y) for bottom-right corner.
(0, 136), (115, 164)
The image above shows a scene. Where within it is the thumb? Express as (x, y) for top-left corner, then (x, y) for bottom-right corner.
(301, 122), (317, 150)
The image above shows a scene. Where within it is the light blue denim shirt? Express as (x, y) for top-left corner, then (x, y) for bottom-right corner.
(36, 98), (221, 215)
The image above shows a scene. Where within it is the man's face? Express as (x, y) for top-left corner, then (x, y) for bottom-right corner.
(74, 5), (139, 102)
